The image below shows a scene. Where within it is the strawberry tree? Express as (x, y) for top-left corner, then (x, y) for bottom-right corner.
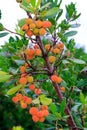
(0, 0), (87, 130)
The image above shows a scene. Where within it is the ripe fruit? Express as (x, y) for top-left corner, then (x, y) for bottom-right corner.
(34, 88), (41, 95)
(32, 115), (39, 122)
(26, 97), (32, 104)
(29, 23), (36, 29)
(34, 44), (39, 49)
(35, 20), (43, 28)
(20, 102), (27, 109)
(39, 28), (46, 36)
(39, 117), (45, 122)
(26, 30), (33, 37)
(22, 24), (28, 31)
(27, 76), (34, 83)
(42, 21), (52, 28)
(19, 77), (27, 85)
(26, 18), (33, 25)
(20, 66), (26, 73)
(57, 43), (64, 50)
(16, 93), (23, 100)
(29, 107), (38, 115)
(12, 96), (19, 103)
(43, 110), (49, 116)
(35, 49), (41, 56)
(29, 84), (35, 91)
(37, 110), (44, 118)
(53, 48), (61, 54)
(45, 44), (51, 50)
(48, 56), (56, 63)
(60, 86), (66, 92)
(51, 75), (62, 83)
(26, 0), (30, 3)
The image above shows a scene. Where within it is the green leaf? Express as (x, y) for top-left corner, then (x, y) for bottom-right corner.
(44, 7), (59, 18)
(77, 79), (87, 87)
(68, 58), (86, 64)
(0, 75), (11, 82)
(56, 9), (63, 20)
(80, 92), (85, 105)
(81, 66), (87, 72)
(18, 18), (26, 27)
(36, 0), (41, 8)
(46, 114), (57, 122)
(7, 85), (22, 95)
(0, 23), (4, 31)
(0, 71), (8, 75)
(0, 32), (9, 38)
(30, 0), (36, 7)
(64, 31), (77, 37)
(14, 60), (25, 66)
(71, 23), (81, 28)
(50, 103), (57, 114)
(40, 95), (52, 105)
(60, 99), (66, 115)
(32, 98), (40, 104)
(0, 10), (1, 19)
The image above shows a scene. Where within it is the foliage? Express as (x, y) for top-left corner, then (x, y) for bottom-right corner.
(0, 0), (87, 130)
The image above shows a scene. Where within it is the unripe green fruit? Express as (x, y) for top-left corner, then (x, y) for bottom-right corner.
(16, 0), (22, 3)
(0, 23), (4, 31)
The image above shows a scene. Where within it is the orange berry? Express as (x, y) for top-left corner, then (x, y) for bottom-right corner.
(20, 66), (26, 73)
(12, 96), (19, 103)
(27, 76), (34, 83)
(32, 115), (39, 122)
(60, 86), (66, 92)
(57, 43), (64, 50)
(20, 102), (27, 108)
(26, 18), (33, 25)
(39, 28), (46, 36)
(48, 56), (56, 63)
(29, 23), (36, 29)
(19, 77), (27, 85)
(34, 88), (41, 95)
(29, 49), (35, 56)
(42, 21), (52, 28)
(26, 30), (33, 37)
(51, 75), (60, 83)
(22, 24), (28, 31)
(29, 107), (38, 115)
(27, 55), (34, 60)
(57, 77), (62, 84)
(16, 93), (23, 100)
(41, 105), (48, 110)
(35, 49), (41, 56)
(37, 110), (44, 118)
(43, 110), (49, 117)
(35, 20), (43, 28)
(21, 73), (27, 78)
(45, 44), (51, 51)
(26, 97), (32, 104)
(34, 44), (39, 49)
(29, 84), (35, 91)
(39, 117), (45, 122)
(53, 48), (61, 54)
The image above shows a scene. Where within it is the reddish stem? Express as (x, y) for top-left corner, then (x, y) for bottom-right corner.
(36, 36), (78, 130)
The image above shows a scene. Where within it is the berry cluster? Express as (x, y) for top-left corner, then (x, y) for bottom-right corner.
(29, 105), (49, 122)
(22, 18), (52, 36)
(12, 93), (32, 108)
(45, 42), (64, 63)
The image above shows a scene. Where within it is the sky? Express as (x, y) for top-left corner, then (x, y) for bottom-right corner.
(0, 0), (87, 52)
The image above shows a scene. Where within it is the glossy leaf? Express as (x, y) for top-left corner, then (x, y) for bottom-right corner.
(68, 58), (86, 64)
(64, 31), (77, 37)
(40, 95), (52, 105)
(7, 85), (22, 95)
(0, 75), (11, 82)
(44, 7), (59, 18)
(0, 32), (9, 38)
